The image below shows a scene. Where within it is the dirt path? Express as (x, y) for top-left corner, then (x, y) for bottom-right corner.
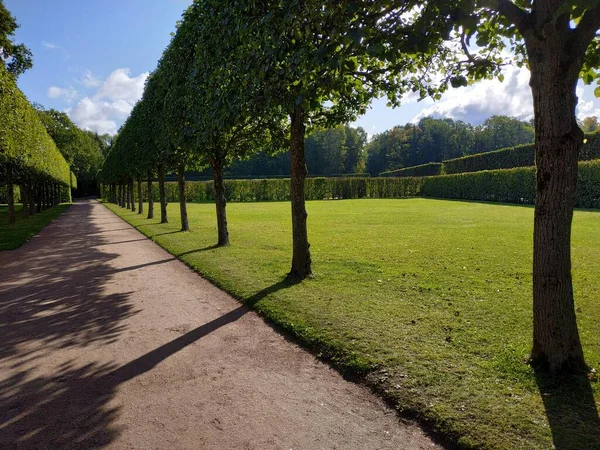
(0, 200), (442, 450)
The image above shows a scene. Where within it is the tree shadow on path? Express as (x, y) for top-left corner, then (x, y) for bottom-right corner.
(1, 231), (299, 450)
(535, 369), (600, 449)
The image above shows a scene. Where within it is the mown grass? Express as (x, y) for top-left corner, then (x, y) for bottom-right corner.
(105, 198), (600, 449)
(0, 203), (71, 250)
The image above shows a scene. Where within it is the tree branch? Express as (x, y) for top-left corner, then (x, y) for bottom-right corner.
(572, 6), (600, 58)
(479, 0), (531, 35)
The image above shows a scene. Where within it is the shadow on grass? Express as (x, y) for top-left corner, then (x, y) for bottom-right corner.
(177, 244), (220, 257)
(535, 370), (600, 449)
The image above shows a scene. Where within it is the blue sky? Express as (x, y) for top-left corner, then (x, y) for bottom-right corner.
(6, 0), (600, 136)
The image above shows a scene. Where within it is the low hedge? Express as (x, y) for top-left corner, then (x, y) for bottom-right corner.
(421, 160), (600, 208)
(102, 160), (600, 209)
(380, 162), (443, 178)
(103, 177), (423, 203)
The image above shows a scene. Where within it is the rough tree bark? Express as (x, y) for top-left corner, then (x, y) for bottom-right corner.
(6, 165), (15, 224)
(527, 29), (588, 373)
(158, 164), (168, 224)
(177, 162), (189, 232)
(211, 157), (229, 246)
(137, 176), (143, 215)
(288, 104), (311, 279)
(147, 169), (154, 220)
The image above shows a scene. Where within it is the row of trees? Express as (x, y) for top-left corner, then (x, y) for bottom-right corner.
(102, 0), (600, 375)
(0, 63), (75, 223)
(366, 115), (535, 175)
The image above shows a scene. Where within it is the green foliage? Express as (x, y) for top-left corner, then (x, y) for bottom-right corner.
(443, 144), (535, 174)
(422, 160), (600, 208)
(102, 177), (423, 203)
(366, 116), (534, 176)
(381, 162), (443, 178)
(0, 64), (71, 186)
(442, 133), (600, 175)
(36, 107), (104, 187)
(0, 0), (33, 77)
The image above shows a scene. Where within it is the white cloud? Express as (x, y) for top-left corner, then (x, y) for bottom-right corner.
(81, 70), (102, 88)
(48, 85), (78, 102)
(67, 68), (149, 135)
(41, 41), (70, 59)
(413, 65), (533, 125)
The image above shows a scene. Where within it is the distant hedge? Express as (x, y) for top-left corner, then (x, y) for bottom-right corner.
(102, 160), (600, 209)
(442, 144), (535, 175)
(443, 133), (600, 175)
(103, 177), (423, 203)
(380, 162), (442, 178)
(421, 160), (600, 208)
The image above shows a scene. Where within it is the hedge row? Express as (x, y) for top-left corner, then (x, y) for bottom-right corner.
(442, 144), (535, 174)
(103, 160), (600, 209)
(421, 160), (600, 208)
(103, 177), (423, 203)
(380, 162), (443, 178)
(0, 65), (72, 186)
(383, 133), (600, 177)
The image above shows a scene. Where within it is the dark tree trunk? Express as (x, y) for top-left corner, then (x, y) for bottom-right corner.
(158, 164), (168, 224)
(6, 165), (15, 224)
(147, 169), (154, 219)
(129, 179), (136, 212)
(125, 183), (131, 210)
(137, 177), (143, 215)
(177, 162), (189, 232)
(21, 184), (29, 218)
(28, 184), (35, 216)
(121, 183), (126, 207)
(526, 26), (587, 373)
(211, 157), (229, 246)
(36, 183), (41, 213)
(288, 104), (311, 279)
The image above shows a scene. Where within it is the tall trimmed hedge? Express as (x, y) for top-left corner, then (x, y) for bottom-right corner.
(380, 162), (443, 178)
(0, 65), (71, 186)
(441, 133), (600, 175)
(442, 144), (535, 175)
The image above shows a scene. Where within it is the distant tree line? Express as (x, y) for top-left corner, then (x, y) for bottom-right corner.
(366, 115), (534, 176)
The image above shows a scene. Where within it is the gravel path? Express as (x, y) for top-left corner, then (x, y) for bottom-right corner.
(0, 200), (442, 450)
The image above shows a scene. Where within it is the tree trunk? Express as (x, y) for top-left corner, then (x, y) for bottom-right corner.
(211, 157), (229, 246)
(6, 165), (15, 224)
(129, 179), (136, 212)
(158, 164), (168, 224)
(137, 177), (143, 215)
(178, 162), (189, 231)
(28, 184), (35, 216)
(125, 183), (130, 210)
(288, 104), (312, 279)
(21, 184), (29, 218)
(528, 37), (587, 373)
(36, 183), (41, 213)
(147, 169), (154, 219)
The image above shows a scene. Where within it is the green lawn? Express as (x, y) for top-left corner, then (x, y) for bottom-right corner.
(0, 203), (71, 250)
(105, 198), (600, 450)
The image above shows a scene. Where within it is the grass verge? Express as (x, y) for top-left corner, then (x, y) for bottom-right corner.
(0, 203), (71, 250)
(104, 198), (600, 449)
